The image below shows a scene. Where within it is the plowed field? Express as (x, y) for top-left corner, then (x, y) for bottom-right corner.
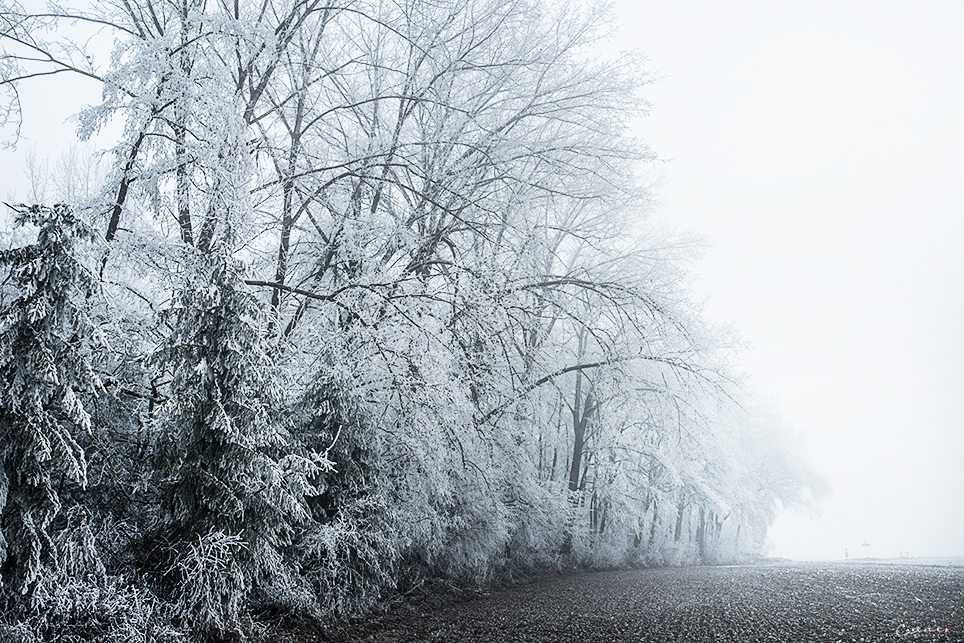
(289, 561), (964, 643)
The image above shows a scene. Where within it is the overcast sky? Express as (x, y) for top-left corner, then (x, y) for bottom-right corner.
(1, 0), (961, 562)
(612, 0), (964, 560)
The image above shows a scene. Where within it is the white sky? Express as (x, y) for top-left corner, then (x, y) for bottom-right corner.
(0, 0), (961, 562)
(612, 0), (964, 560)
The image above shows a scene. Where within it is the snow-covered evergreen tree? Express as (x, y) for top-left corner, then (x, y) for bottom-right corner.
(0, 204), (102, 603)
(152, 239), (329, 634)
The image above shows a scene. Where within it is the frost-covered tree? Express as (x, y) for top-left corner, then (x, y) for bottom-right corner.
(0, 203), (102, 603)
(153, 240), (329, 634)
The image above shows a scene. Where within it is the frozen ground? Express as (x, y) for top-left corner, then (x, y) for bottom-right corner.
(839, 557), (964, 567)
(284, 561), (964, 643)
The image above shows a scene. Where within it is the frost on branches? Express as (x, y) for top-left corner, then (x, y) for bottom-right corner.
(0, 0), (827, 639)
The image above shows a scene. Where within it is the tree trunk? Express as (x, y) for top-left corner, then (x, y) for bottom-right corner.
(175, 0), (193, 246)
(567, 379), (594, 493)
(696, 506), (706, 560)
(674, 503), (685, 542)
(648, 500), (659, 547)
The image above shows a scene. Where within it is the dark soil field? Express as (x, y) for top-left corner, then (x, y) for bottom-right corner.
(283, 561), (964, 643)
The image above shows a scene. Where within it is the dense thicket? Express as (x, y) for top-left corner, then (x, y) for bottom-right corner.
(0, 0), (826, 640)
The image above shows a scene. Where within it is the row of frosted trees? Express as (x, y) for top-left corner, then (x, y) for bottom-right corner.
(0, 0), (825, 640)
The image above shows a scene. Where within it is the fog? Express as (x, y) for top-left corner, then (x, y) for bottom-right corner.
(612, 0), (964, 560)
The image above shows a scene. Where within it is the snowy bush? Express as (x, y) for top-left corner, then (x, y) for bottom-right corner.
(295, 502), (397, 617)
(0, 578), (184, 643)
(169, 529), (249, 638)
